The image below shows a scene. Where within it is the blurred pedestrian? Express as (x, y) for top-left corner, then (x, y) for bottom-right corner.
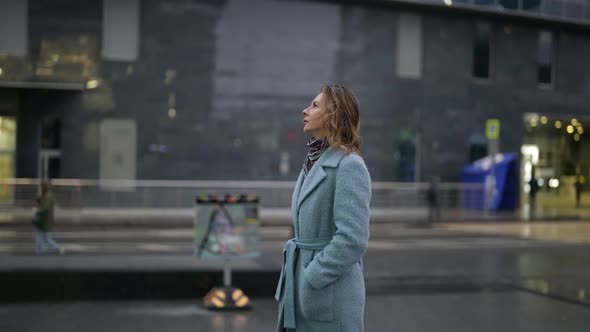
(528, 167), (539, 216)
(575, 176), (584, 208)
(275, 84), (370, 332)
(32, 181), (64, 254)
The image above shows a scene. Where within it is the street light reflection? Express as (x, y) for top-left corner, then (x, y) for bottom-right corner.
(209, 313), (250, 332)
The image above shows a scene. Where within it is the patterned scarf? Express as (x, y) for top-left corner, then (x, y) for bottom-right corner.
(303, 137), (330, 176)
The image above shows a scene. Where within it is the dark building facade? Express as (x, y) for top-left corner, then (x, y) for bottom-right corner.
(1, 0), (590, 184)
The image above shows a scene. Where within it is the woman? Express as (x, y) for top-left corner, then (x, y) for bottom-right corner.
(275, 84), (371, 332)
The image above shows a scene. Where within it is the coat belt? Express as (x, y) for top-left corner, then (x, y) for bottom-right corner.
(275, 237), (331, 329)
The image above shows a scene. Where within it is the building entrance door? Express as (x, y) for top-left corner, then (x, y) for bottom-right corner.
(38, 149), (61, 180)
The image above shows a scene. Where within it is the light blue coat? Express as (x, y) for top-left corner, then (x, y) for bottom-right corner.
(275, 146), (371, 332)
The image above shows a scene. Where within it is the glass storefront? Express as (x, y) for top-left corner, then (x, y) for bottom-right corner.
(0, 117), (16, 204)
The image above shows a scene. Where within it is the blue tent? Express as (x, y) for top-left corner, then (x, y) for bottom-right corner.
(461, 153), (519, 211)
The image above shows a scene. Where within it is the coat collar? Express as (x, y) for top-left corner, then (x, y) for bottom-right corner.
(295, 146), (346, 211)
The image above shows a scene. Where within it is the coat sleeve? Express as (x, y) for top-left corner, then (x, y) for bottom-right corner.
(303, 154), (371, 289)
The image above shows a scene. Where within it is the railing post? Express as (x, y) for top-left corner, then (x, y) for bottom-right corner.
(110, 190), (116, 207)
(143, 187), (148, 207)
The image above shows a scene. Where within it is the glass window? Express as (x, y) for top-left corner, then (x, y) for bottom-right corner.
(0, 154), (15, 202)
(35, 35), (99, 82)
(0, 1), (27, 56)
(565, 0), (585, 20)
(543, 0), (564, 16)
(537, 30), (554, 87)
(499, 0), (519, 10)
(473, 22), (492, 80)
(397, 13), (422, 79)
(41, 118), (61, 149)
(523, 0), (542, 12)
(0, 116), (16, 203)
(0, 117), (17, 151)
(394, 131), (416, 182)
(102, 0), (140, 61)
(474, 0), (496, 6)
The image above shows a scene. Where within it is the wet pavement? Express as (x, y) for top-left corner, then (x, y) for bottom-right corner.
(1, 218), (590, 330)
(438, 221), (590, 244)
(1, 291), (590, 332)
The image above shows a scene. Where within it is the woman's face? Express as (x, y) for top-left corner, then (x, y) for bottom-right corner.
(302, 92), (328, 138)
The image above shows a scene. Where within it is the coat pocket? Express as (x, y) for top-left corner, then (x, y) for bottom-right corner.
(299, 276), (335, 321)
(274, 248), (287, 301)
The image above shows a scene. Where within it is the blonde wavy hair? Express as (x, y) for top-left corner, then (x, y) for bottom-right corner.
(320, 84), (362, 153)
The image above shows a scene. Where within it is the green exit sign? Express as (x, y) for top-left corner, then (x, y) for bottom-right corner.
(486, 119), (500, 140)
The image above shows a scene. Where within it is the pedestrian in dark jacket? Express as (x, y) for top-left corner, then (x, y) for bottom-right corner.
(33, 181), (63, 254)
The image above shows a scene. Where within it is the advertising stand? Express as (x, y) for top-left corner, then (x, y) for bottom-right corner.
(194, 194), (260, 310)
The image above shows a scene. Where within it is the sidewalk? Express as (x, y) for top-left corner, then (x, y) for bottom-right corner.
(1, 205), (584, 227)
(436, 221), (590, 244)
(2, 231), (590, 304)
(2, 293), (590, 332)
(2, 207), (590, 307)
(0, 206), (431, 225)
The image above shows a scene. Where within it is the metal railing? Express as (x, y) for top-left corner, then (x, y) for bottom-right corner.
(0, 178), (488, 210)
